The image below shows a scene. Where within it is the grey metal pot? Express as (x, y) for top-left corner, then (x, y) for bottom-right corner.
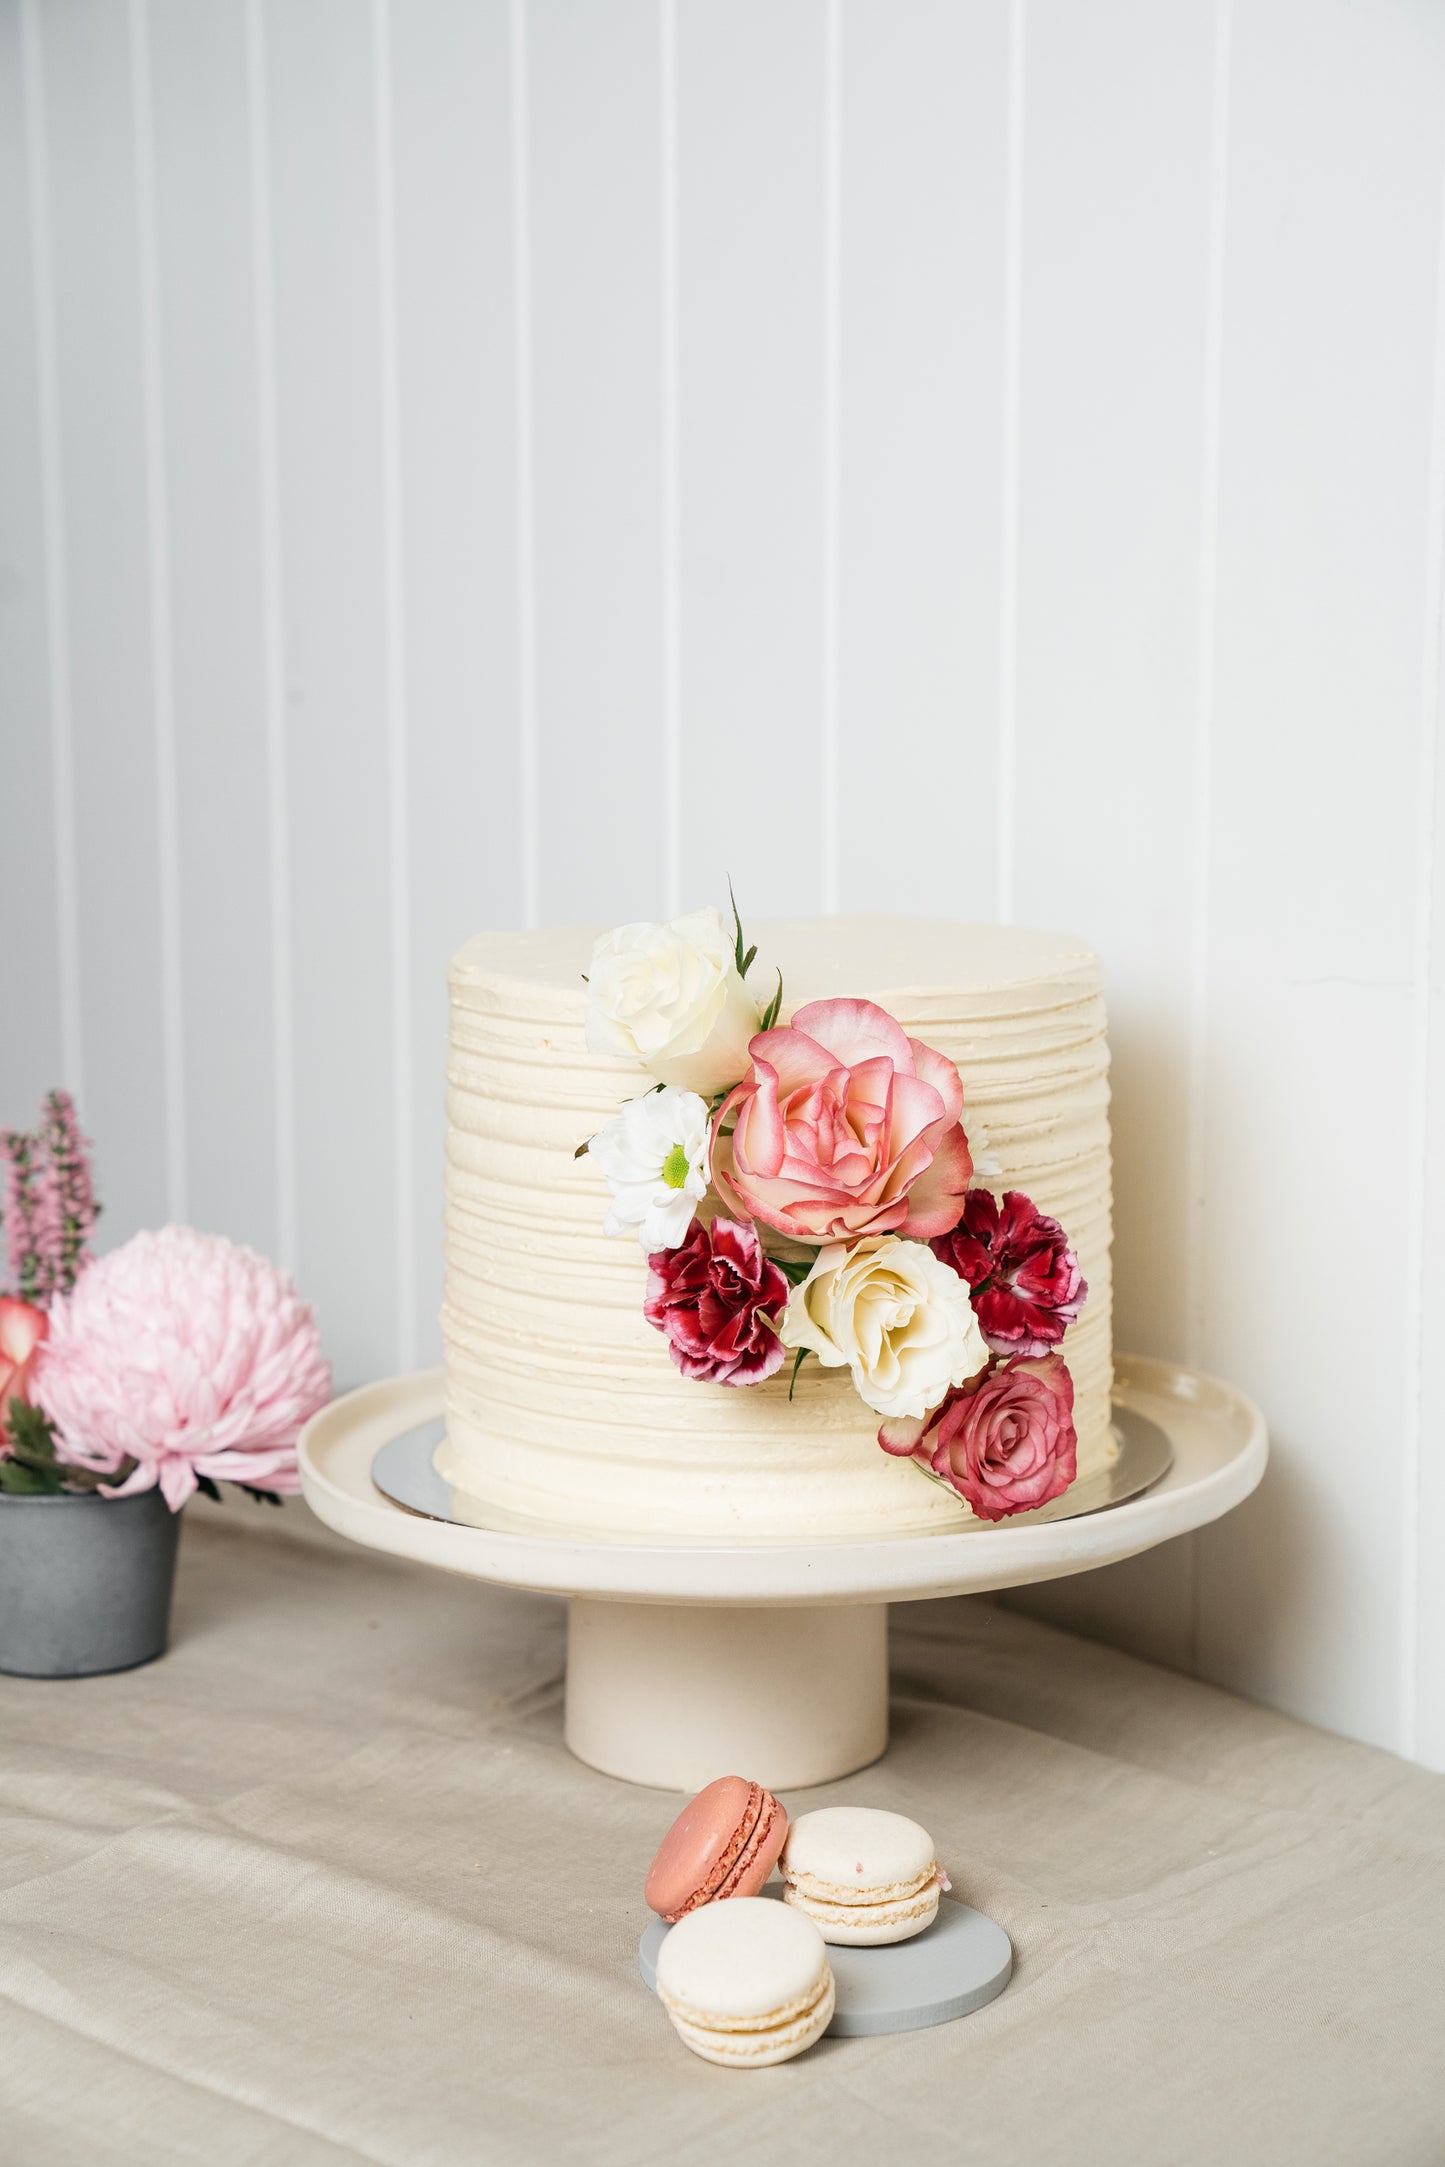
(0, 1488), (181, 1678)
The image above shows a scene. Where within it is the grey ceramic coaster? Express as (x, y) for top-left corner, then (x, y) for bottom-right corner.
(638, 1888), (1012, 2037)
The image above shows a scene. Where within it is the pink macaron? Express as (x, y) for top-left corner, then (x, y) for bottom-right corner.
(645, 1777), (789, 1924)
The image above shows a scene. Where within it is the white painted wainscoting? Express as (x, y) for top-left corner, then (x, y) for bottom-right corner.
(2, 0), (1443, 1767)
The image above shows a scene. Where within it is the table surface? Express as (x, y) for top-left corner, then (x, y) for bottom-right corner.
(2, 1500), (1442, 2167)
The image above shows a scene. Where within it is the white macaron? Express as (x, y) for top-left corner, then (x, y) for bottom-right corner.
(780, 1806), (946, 1945)
(655, 1896), (835, 2067)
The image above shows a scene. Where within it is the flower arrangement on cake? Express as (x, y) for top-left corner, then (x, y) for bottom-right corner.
(581, 901), (1088, 1521)
(0, 1091), (331, 1509)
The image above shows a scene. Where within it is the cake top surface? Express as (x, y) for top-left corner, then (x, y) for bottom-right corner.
(453, 917), (1101, 1012)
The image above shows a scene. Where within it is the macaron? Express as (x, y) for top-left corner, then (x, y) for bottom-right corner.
(655, 1896), (835, 2067)
(645, 1776), (788, 1923)
(780, 1806), (946, 1945)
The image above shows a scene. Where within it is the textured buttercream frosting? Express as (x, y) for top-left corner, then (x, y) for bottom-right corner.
(439, 917), (1113, 1540)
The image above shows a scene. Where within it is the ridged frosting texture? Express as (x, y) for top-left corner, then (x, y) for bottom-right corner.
(439, 917), (1113, 1540)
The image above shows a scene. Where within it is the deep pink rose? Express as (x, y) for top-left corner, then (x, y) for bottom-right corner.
(0, 1296), (47, 1414)
(644, 1217), (788, 1386)
(878, 1352), (1077, 1520)
(931, 1188), (1086, 1357)
(711, 998), (973, 1245)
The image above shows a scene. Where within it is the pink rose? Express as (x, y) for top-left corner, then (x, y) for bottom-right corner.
(644, 1216), (788, 1386)
(0, 1296), (48, 1414)
(878, 1352), (1077, 1520)
(711, 998), (973, 1245)
(931, 1188), (1086, 1357)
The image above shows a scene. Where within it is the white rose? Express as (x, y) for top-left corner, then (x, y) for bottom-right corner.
(587, 1086), (711, 1251)
(779, 1235), (989, 1421)
(585, 907), (761, 1096)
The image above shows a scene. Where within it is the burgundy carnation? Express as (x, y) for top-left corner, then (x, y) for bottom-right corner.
(930, 1188), (1086, 1357)
(643, 1217), (788, 1387)
(879, 1353), (1077, 1521)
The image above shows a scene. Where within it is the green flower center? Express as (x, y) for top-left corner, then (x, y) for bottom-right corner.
(661, 1144), (692, 1190)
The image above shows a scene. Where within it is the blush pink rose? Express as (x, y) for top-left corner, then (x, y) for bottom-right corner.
(0, 1296), (48, 1413)
(878, 1351), (1077, 1520)
(643, 1216), (788, 1386)
(711, 998), (973, 1245)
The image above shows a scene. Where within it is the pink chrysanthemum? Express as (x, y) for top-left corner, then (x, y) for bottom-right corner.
(34, 1226), (331, 1511)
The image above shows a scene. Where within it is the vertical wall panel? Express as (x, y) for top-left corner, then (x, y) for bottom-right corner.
(835, 0), (1008, 924)
(1194, 0), (1445, 1751)
(0, 0), (64, 1129)
(392, 0), (521, 1366)
(264, 0), (397, 1383)
(40, 0), (168, 1245)
(1001, 0), (1217, 1668)
(148, 0), (278, 1259)
(675, 0), (826, 917)
(1419, 505), (1445, 1769)
(529, 0), (665, 925)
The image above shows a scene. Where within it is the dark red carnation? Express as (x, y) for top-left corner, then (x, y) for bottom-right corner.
(878, 1352), (1077, 1520)
(930, 1188), (1086, 1358)
(643, 1217), (788, 1387)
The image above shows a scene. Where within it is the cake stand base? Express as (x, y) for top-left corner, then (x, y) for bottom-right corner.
(566, 1599), (887, 1790)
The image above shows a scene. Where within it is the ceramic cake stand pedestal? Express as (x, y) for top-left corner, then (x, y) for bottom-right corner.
(298, 1355), (1265, 1792)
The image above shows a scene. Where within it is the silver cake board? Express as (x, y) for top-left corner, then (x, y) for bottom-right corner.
(638, 1885), (1012, 2038)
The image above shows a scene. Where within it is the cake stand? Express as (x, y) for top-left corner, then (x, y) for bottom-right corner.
(298, 1355), (1265, 1791)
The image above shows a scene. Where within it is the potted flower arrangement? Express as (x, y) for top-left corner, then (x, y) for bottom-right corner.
(0, 1092), (331, 1677)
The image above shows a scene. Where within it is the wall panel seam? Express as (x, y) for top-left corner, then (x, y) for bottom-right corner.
(820, 0), (841, 915)
(510, 0), (538, 928)
(18, 0), (83, 1101)
(659, 0), (681, 916)
(129, 0), (188, 1224)
(244, 0), (297, 1273)
(372, 0), (412, 1370)
(1403, 105), (1445, 1764)
(1186, 0), (1233, 1676)
(996, 0), (1025, 925)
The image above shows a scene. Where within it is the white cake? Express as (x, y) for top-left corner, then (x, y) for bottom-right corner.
(438, 917), (1113, 1541)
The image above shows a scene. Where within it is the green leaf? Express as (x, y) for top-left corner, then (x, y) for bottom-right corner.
(727, 876), (747, 976)
(760, 969), (784, 1032)
(774, 1255), (816, 1286)
(195, 1474), (223, 1504)
(58, 1462), (119, 1493)
(0, 1457), (66, 1495)
(787, 1348), (809, 1402)
(5, 1400), (59, 1469)
(741, 943), (757, 978)
(239, 1484), (284, 1506)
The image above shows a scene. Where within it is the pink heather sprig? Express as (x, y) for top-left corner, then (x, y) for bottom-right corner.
(1, 1131), (43, 1305)
(1, 1091), (100, 1306)
(39, 1089), (99, 1298)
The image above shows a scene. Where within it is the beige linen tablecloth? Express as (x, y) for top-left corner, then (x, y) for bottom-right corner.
(2, 1500), (1442, 2166)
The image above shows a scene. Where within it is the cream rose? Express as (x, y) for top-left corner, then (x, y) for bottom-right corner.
(779, 1235), (989, 1422)
(585, 908), (762, 1096)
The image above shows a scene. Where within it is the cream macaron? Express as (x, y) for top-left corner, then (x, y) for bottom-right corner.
(780, 1806), (946, 1945)
(654, 1896), (835, 2067)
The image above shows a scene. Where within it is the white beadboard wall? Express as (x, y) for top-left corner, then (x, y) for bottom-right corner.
(1, 0), (1443, 1767)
